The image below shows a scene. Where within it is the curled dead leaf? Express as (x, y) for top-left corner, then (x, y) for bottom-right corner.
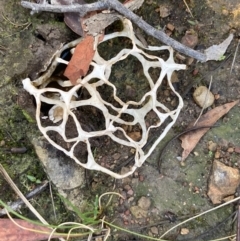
(64, 35), (95, 84)
(180, 100), (239, 161)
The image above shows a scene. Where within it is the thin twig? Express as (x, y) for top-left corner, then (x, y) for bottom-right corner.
(49, 182), (57, 222)
(21, 0), (207, 62)
(230, 39), (240, 75)
(182, 0), (194, 18)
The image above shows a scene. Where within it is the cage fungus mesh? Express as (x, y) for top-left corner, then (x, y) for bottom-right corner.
(22, 19), (186, 178)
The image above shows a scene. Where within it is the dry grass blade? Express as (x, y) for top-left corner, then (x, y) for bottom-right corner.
(182, 0), (194, 18)
(230, 39), (240, 75)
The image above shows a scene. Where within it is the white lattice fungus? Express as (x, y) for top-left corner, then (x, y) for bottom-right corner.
(22, 19), (186, 178)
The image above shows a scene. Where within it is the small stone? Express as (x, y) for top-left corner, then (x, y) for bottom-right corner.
(176, 156), (182, 161)
(124, 209), (130, 216)
(214, 151), (221, 159)
(138, 196), (151, 210)
(131, 178), (139, 185)
(207, 160), (240, 204)
(128, 132), (141, 141)
(193, 152), (199, 156)
(166, 23), (175, 31)
(127, 189), (134, 196)
(130, 206), (148, 218)
(171, 98), (177, 107)
(227, 147), (234, 153)
(0, 140), (5, 146)
(193, 86), (215, 108)
(214, 94), (220, 100)
(139, 175), (144, 182)
(222, 9), (229, 16)
(180, 228), (190, 235)
(113, 153), (121, 160)
(181, 30), (198, 48)
(192, 68), (199, 76)
(95, 237), (103, 241)
(130, 148), (136, 154)
(121, 167), (131, 184)
(170, 71), (179, 83)
(186, 57), (194, 65)
(124, 185), (131, 191)
(159, 5), (171, 18)
(150, 226), (159, 235)
(208, 141), (217, 152)
(128, 197), (134, 202)
(235, 146), (240, 154)
(164, 89), (170, 96)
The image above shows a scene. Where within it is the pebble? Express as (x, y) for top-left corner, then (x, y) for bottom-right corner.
(166, 23), (175, 31)
(208, 141), (217, 152)
(138, 196), (151, 210)
(207, 160), (240, 204)
(113, 153), (121, 160)
(214, 151), (221, 159)
(151, 226), (159, 235)
(227, 147), (234, 153)
(127, 189), (134, 196)
(180, 228), (190, 235)
(235, 146), (240, 154)
(124, 184), (131, 191)
(0, 140), (5, 146)
(139, 175), (144, 182)
(193, 86), (215, 108)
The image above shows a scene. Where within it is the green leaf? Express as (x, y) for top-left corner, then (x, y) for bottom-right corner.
(26, 175), (36, 182)
(187, 20), (196, 25)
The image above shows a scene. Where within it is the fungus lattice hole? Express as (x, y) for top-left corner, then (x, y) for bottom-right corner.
(96, 84), (122, 108)
(46, 130), (75, 151)
(108, 55), (150, 103)
(65, 115), (78, 139)
(98, 37), (133, 61)
(73, 141), (88, 163)
(75, 106), (106, 132)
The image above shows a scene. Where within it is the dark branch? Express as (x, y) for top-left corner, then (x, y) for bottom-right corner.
(21, 0), (230, 63)
(21, 1), (108, 15)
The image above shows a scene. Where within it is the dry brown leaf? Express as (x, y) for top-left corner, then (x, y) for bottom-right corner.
(180, 100), (239, 161)
(53, 0), (86, 36)
(0, 218), (61, 241)
(64, 35), (95, 84)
